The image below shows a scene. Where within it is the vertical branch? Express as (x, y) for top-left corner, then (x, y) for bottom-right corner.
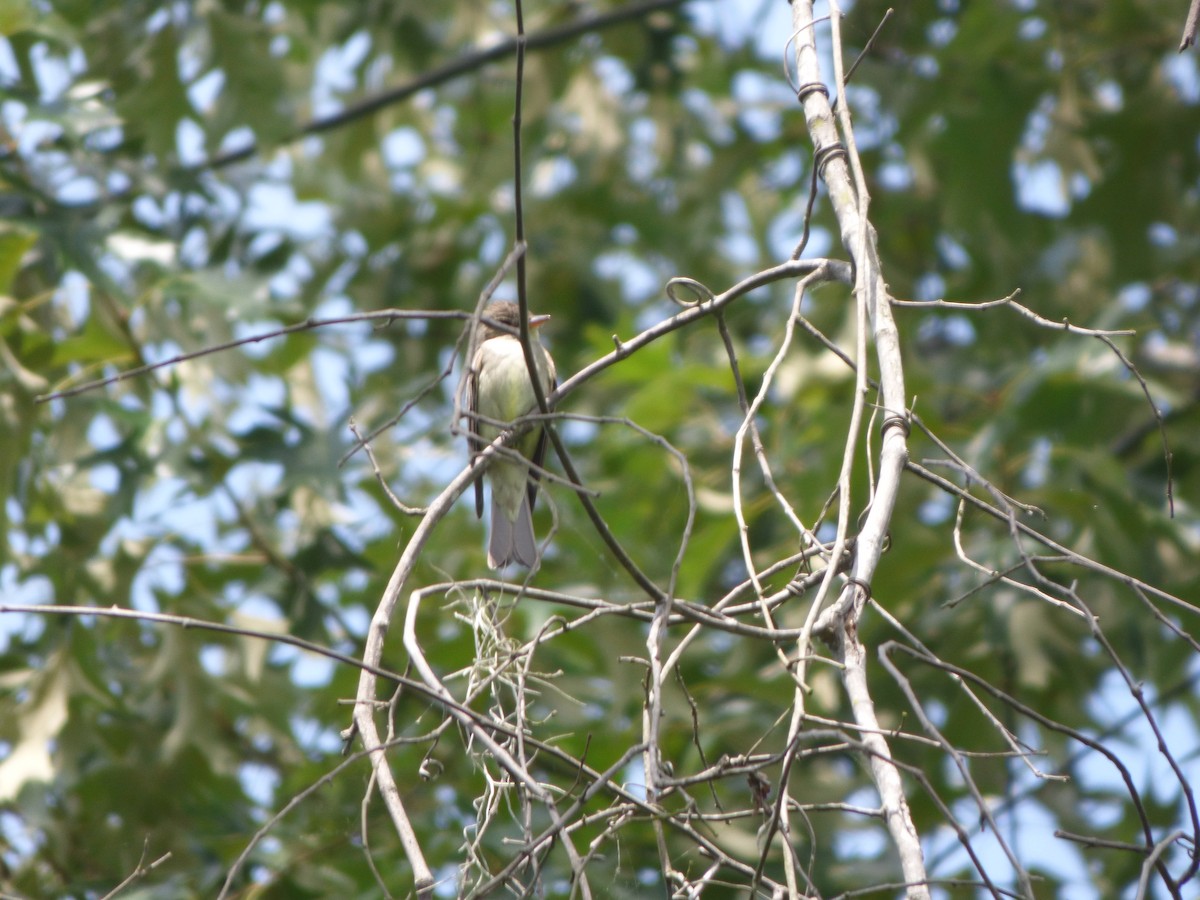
(787, 1), (927, 897)
(511, 0), (551, 419)
(644, 598), (677, 886)
(513, 0), (528, 319)
(510, 0), (666, 602)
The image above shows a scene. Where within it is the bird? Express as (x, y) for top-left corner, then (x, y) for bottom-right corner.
(467, 301), (557, 569)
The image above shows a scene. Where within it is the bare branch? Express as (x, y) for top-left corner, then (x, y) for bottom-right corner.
(1181, 0), (1200, 50)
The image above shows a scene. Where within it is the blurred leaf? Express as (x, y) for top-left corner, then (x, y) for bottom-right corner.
(0, 654), (69, 801)
(206, 8), (293, 150)
(0, 225), (38, 292)
(113, 22), (192, 160)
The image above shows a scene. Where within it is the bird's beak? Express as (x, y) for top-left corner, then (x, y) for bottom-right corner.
(529, 314), (551, 328)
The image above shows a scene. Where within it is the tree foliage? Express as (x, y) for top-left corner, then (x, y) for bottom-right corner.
(1, 0), (1198, 897)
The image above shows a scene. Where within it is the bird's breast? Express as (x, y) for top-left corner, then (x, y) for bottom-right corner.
(475, 337), (551, 425)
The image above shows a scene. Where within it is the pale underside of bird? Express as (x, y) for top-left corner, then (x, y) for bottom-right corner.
(467, 302), (557, 569)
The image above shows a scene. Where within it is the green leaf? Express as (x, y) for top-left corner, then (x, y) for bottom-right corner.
(0, 1), (39, 37)
(48, 314), (130, 366)
(0, 225), (37, 292)
(113, 23), (193, 160)
(205, 8), (293, 150)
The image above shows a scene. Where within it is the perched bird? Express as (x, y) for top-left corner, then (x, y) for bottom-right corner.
(468, 301), (557, 569)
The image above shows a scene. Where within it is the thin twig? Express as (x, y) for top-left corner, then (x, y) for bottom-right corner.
(98, 842), (172, 900)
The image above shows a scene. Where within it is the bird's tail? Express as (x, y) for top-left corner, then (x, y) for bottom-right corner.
(488, 493), (538, 569)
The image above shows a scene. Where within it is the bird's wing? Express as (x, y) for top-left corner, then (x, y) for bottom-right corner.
(468, 348), (485, 518)
(527, 359), (556, 513)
